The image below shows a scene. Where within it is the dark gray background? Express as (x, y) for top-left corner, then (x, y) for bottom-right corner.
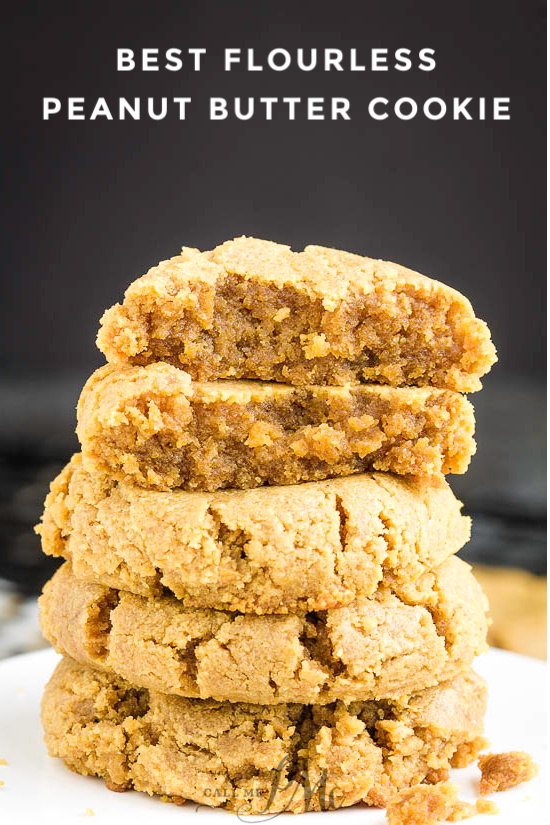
(1, 0), (546, 595)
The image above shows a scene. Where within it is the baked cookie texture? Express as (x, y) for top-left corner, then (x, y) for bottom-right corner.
(42, 657), (487, 814)
(77, 363), (476, 490)
(385, 781), (479, 825)
(96, 237), (496, 392)
(39, 558), (488, 705)
(36, 455), (471, 613)
(478, 751), (538, 795)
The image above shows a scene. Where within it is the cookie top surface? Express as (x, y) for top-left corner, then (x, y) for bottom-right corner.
(37, 454), (471, 613)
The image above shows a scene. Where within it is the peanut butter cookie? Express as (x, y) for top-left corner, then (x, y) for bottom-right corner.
(97, 237), (496, 391)
(36, 455), (471, 613)
(39, 558), (488, 705)
(42, 657), (487, 814)
(77, 363), (476, 490)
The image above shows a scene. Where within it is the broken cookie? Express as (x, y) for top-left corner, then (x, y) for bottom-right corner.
(42, 657), (487, 814)
(76, 363), (476, 490)
(97, 237), (496, 391)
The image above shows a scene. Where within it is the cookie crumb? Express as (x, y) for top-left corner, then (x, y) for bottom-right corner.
(245, 420), (283, 447)
(272, 307), (290, 322)
(386, 781), (476, 825)
(300, 332), (331, 359)
(105, 779), (128, 793)
(451, 736), (488, 768)
(478, 751), (538, 795)
(476, 798), (498, 815)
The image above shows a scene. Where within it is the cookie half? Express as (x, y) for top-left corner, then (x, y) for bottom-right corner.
(36, 455), (471, 613)
(96, 237), (496, 392)
(39, 558), (488, 705)
(77, 363), (476, 491)
(42, 657), (487, 814)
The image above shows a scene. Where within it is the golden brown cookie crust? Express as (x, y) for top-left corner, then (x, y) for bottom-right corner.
(42, 658), (487, 814)
(76, 363), (476, 491)
(36, 455), (471, 613)
(96, 237), (496, 391)
(39, 558), (488, 705)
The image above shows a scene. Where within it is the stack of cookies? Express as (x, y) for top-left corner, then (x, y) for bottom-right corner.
(36, 238), (496, 814)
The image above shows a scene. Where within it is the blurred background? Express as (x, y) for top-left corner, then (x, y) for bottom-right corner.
(1, 0), (545, 658)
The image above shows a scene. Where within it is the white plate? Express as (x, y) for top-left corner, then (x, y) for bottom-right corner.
(0, 647), (546, 824)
